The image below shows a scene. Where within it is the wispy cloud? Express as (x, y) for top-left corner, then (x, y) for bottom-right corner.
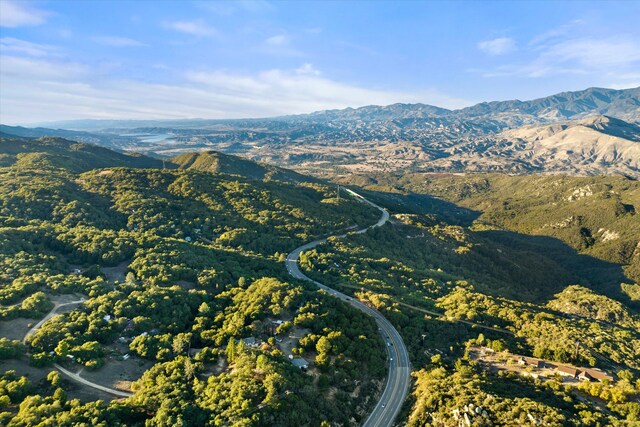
(0, 1), (51, 28)
(478, 37), (516, 56)
(92, 36), (147, 47)
(477, 27), (640, 79)
(295, 63), (321, 76)
(196, 0), (274, 16)
(163, 20), (217, 37)
(265, 34), (289, 46)
(0, 58), (470, 124)
(0, 37), (58, 57)
(1, 55), (88, 80)
(543, 37), (640, 69)
(261, 33), (303, 56)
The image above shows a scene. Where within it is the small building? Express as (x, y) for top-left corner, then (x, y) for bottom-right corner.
(578, 371), (592, 381)
(122, 354), (130, 360)
(527, 358), (544, 368)
(581, 368), (614, 383)
(520, 356), (545, 368)
(242, 337), (260, 349)
(185, 236), (192, 242)
(556, 366), (579, 379)
(103, 314), (112, 322)
(291, 358), (309, 370)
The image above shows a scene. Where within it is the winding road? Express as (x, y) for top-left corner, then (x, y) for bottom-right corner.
(22, 298), (133, 398)
(286, 188), (410, 427)
(23, 300), (85, 343)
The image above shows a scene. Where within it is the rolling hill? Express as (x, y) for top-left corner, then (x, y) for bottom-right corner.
(0, 136), (166, 172)
(171, 150), (311, 183)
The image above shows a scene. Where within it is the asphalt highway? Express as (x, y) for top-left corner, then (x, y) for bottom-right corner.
(286, 189), (410, 427)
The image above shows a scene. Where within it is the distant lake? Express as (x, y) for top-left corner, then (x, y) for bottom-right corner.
(120, 133), (174, 143)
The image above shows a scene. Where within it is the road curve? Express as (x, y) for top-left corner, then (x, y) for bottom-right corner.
(23, 299), (133, 398)
(54, 363), (133, 398)
(286, 188), (410, 427)
(23, 300), (85, 343)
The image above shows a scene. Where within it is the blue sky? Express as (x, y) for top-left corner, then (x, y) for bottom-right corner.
(1, 0), (639, 124)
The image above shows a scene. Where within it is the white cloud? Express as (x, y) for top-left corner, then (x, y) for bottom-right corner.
(265, 34), (289, 46)
(478, 37), (516, 56)
(542, 37), (640, 69)
(528, 19), (584, 48)
(196, 0), (274, 15)
(261, 33), (303, 56)
(0, 37), (58, 57)
(92, 36), (147, 47)
(607, 72), (640, 90)
(0, 58), (471, 124)
(1, 55), (87, 80)
(163, 20), (217, 37)
(609, 82), (640, 90)
(0, 1), (51, 28)
(478, 35), (640, 78)
(296, 63), (321, 76)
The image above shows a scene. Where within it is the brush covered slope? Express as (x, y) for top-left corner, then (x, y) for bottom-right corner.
(171, 150), (311, 183)
(338, 173), (640, 288)
(0, 136), (166, 172)
(0, 137), (387, 426)
(294, 173), (640, 425)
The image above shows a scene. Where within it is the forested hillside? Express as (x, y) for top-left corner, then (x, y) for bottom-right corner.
(0, 138), (385, 426)
(338, 173), (640, 289)
(0, 137), (166, 172)
(300, 175), (640, 425)
(2, 137), (639, 426)
(172, 151), (310, 183)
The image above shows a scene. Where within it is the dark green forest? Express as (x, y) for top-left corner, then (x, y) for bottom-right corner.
(1, 137), (639, 426)
(0, 137), (384, 426)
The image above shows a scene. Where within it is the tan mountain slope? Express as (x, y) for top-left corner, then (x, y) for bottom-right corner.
(497, 116), (640, 175)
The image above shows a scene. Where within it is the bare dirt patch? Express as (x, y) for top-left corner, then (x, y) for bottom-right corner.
(80, 358), (152, 392)
(0, 317), (33, 341)
(1, 358), (49, 384)
(51, 293), (87, 305)
(277, 326), (310, 358)
(102, 261), (130, 284)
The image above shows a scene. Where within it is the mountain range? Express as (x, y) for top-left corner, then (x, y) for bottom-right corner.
(2, 86), (639, 177)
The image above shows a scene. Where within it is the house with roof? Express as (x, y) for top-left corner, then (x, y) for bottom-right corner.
(556, 365), (579, 379)
(291, 358), (309, 370)
(580, 368), (614, 382)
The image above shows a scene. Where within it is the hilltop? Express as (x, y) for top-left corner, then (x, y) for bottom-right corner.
(0, 136), (166, 173)
(171, 150), (311, 183)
